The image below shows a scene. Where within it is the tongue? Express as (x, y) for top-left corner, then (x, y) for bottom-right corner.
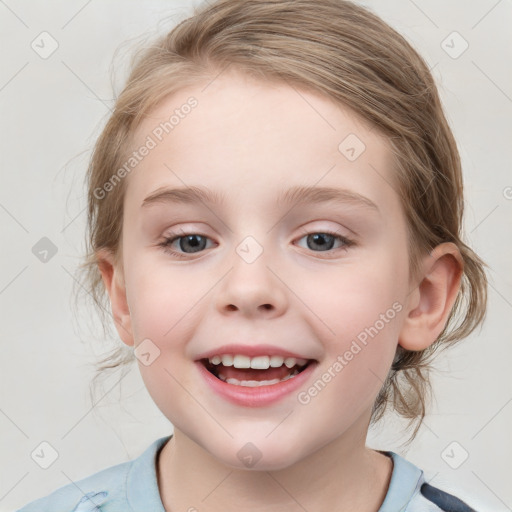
(217, 364), (295, 381)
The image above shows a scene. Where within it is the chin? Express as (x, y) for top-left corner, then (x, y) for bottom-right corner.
(207, 434), (307, 472)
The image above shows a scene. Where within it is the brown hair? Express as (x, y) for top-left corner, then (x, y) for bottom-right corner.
(77, 0), (487, 438)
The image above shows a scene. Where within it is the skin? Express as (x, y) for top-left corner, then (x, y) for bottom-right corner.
(98, 69), (463, 511)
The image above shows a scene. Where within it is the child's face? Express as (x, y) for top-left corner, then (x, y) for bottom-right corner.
(115, 70), (416, 469)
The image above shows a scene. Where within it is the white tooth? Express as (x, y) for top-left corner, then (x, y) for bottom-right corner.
(250, 356), (270, 369)
(223, 370), (301, 387)
(210, 355), (221, 365)
(269, 355), (284, 368)
(239, 380), (260, 387)
(282, 369), (299, 381)
(296, 358), (308, 367)
(238, 379), (280, 387)
(233, 355), (251, 368)
(221, 354), (234, 366)
(260, 378), (281, 386)
(284, 357), (297, 368)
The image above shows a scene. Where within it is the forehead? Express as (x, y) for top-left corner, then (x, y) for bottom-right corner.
(125, 70), (398, 214)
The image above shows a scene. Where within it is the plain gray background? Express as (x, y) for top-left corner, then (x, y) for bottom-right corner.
(1, 0), (511, 510)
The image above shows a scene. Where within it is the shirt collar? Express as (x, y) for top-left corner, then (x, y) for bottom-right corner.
(126, 434), (172, 511)
(124, 439), (422, 512)
(377, 451), (424, 512)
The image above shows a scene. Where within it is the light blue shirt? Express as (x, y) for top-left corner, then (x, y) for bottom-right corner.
(16, 435), (477, 511)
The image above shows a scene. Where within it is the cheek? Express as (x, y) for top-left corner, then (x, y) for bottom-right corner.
(126, 261), (203, 343)
(297, 301), (401, 434)
(291, 260), (404, 401)
(292, 258), (406, 340)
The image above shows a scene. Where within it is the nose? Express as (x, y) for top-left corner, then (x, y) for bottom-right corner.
(215, 239), (289, 319)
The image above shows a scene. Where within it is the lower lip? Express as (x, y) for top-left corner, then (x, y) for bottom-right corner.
(196, 360), (317, 407)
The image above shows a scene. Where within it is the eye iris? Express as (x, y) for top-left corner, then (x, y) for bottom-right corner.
(172, 233), (342, 254)
(180, 235), (207, 253)
(308, 233), (334, 251)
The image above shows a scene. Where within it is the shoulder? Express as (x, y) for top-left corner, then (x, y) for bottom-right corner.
(15, 461), (130, 512)
(379, 451), (479, 512)
(15, 435), (171, 512)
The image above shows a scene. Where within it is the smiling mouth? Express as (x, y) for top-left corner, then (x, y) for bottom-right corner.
(200, 358), (314, 387)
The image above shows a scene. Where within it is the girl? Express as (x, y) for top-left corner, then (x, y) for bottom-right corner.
(17, 0), (489, 510)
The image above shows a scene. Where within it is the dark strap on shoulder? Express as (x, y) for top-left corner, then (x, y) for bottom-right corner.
(420, 483), (477, 511)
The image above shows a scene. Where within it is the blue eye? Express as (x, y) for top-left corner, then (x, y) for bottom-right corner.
(159, 230), (354, 259)
(296, 231), (353, 252)
(160, 233), (214, 258)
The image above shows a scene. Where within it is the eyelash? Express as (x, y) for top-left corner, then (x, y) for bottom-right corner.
(158, 229), (355, 260)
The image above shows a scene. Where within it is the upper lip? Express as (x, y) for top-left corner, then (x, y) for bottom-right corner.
(195, 344), (316, 361)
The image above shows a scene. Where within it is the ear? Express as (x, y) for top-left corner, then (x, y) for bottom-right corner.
(398, 242), (463, 351)
(96, 248), (134, 347)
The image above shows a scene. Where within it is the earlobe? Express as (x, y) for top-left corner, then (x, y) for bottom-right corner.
(398, 243), (463, 351)
(96, 248), (134, 347)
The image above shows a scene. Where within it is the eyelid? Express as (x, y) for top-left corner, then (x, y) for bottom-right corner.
(295, 221), (357, 242)
(158, 231), (216, 259)
(158, 225), (356, 260)
(293, 228), (355, 254)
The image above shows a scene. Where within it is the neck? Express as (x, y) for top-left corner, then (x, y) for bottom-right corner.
(157, 419), (393, 512)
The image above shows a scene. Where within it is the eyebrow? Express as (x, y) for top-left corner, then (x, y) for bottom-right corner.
(141, 186), (226, 209)
(141, 185), (379, 212)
